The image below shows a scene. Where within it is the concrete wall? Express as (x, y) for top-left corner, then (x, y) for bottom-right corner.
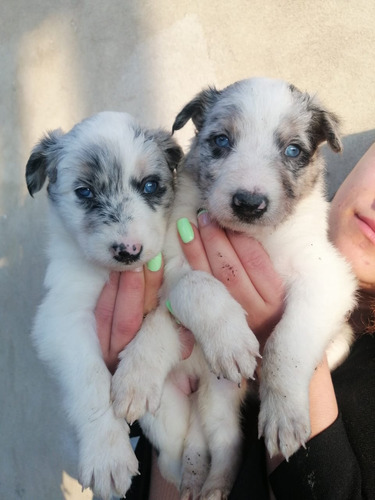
(1, 1), (374, 498)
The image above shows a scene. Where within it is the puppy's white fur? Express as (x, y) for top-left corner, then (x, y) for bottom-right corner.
(26, 112), (182, 499)
(112, 78), (357, 499)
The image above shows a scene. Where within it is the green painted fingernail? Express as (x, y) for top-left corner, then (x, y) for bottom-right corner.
(147, 252), (162, 272)
(166, 300), (173, 314)
(177, 218), (194, 243)
(166, 300), (181, 324)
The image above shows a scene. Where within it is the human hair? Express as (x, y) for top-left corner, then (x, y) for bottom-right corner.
(349, 290), (375, 335)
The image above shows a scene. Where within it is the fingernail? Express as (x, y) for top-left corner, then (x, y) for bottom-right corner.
(197, 209), (211, 227)
(166, 299), (173, 314)
(130, 266), (143, 272)
(166, 300), (181, 324)
(147, 252), (162, 272)
(177, 218), (194, 243)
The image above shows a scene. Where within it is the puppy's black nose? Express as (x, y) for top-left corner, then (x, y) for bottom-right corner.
(232, 190), (269, 221)
(111, 242), (143, 264)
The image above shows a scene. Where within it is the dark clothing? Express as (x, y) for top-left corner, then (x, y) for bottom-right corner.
(269, 333), (375, 500)
(127, 334), (375, 499)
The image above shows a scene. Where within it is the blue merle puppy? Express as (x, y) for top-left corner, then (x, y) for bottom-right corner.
(26, 111), (182, 499)
(110, 78), (357, 500)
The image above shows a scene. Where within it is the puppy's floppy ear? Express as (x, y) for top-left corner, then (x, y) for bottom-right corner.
(308, 97), (343, 153)
(172, 87), (221, 133)
(25, 129), (64, 197)
(316, 109), (342, 153)
(148, 129), (184, 171)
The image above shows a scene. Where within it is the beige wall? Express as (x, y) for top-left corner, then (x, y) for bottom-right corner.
(1, 1), (374, 498)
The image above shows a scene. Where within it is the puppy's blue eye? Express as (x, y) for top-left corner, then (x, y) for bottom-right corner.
(214, 135), (231, 148)
(143, 180), (158, 194)
(75, 187), (93, 199)
(285, 144), (301, 157)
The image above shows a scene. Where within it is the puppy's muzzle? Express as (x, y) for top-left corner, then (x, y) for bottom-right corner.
(111, 242), (143, 264)
(231, 190), (269, 222)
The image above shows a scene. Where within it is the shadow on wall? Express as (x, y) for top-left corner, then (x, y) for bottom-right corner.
(324, 128), (375, 200)
(0, 4), (154, 500)
(0, 12), (94, 500)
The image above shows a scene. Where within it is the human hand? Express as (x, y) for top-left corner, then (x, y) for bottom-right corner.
(178, 213), (338, 466)
(95, 257), (163, 373)
(177, 210), (285, 352)
(178, 211), (339, 471)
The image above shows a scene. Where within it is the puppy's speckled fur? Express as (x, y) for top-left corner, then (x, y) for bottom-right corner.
(112, 78), (357, 499)
(26, 111), (182, 499)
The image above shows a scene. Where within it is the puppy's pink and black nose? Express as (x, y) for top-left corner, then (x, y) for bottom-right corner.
(111, 242), (143, 264)
(232, 190), (268, 221)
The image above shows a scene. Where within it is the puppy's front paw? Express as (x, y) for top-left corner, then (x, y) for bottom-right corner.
(258, 385), (310, 459)
(78, 418), (138, 499)
(202, 317), (259, 384)
(169, 271), (259, 384)
(111, 353), (164, 423)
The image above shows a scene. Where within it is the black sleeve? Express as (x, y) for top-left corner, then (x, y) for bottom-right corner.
(269, 414), (362, 499)
(270, 334), (375, 500)
(124, 423), (152, 500)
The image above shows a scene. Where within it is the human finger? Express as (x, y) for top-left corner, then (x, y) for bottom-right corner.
(95, 271), (120, 365)
(179, 327), (195, 359)
(177, 217), (212, 273)
(144, 253), (164, 314)
(227, 231), (285, 308)
(196, 211), (285, 344)
(226, 231), (285, 344)
(108, 268), (145, 369)
(196, 210), (264, 310)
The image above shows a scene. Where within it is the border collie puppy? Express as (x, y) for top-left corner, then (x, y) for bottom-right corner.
(26, 111), (182, 499)
(111, 79), (356, 499)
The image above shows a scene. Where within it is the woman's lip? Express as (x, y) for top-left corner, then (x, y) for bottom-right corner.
(355, 213), (375, 243)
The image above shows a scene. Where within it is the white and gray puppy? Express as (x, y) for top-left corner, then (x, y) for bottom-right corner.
(26, 111), (182, 499)
(111, 78), (357, 499)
